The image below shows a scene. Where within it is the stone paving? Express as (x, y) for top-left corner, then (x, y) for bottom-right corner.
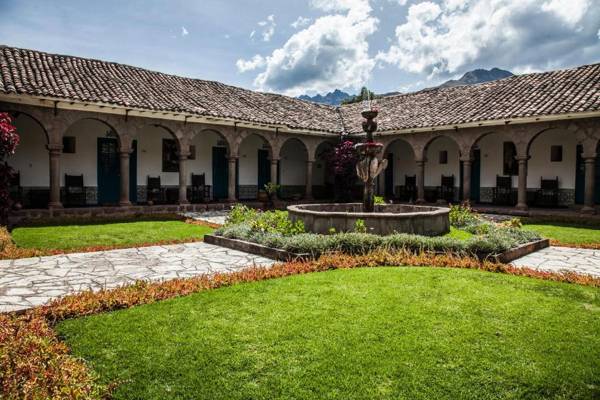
(511, 246), (600, 278)
(180, 210), (230, 226)
(0, 242), (274, 313)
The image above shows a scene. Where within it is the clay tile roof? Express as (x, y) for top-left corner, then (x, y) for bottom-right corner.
(1, 45), (599, 135)
(0, 46), (343, 133)
(339, 63), (600, 133)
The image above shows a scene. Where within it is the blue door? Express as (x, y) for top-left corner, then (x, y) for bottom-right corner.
(129, 140), (138, 203)
(257, 149), (270, 193)
(212, 146), (228, 199)
(97, 137), (120, 205)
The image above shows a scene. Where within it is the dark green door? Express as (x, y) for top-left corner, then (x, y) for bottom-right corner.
(257, 149), (270, 192)
(385, 153), (394, 198)
(212, 146), (228, 199)
(471, 149), (481, 203)
(129, 140), (138, 203)
(97, 137), (120, 205)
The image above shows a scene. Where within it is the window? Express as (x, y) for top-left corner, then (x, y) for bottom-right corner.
(503, 142), (518, 175)
(551, 145), (563, 162)
(188, 145), (196, 160)
(63, 136), (76, 153)
(162, 139), (179, 172)
(439, 150), (448, 164)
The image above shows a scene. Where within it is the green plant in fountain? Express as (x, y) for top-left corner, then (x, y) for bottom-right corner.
(354, 219), (367, 233)
(374, 196), (385, 205)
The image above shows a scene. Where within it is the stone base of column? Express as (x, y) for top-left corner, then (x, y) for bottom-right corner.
(119, 200), (132, 207)
(581, 205), (596, 214)
(48, 202), (63, 209)
(515, 203), (528, 211)
(178, 200), (190, 206)
(415, 198), (426, 205)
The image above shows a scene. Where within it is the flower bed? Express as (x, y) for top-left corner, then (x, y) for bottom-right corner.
(212, 204), (543, 259)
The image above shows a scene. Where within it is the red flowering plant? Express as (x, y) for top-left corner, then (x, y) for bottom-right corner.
(326, 140), (358, 202)
(0, 112), (19, 223)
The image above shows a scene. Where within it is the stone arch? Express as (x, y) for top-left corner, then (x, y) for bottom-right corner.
(382, 137), (417, 198)
(9, 111), (50, 144)
(278, 137), (309, 199)
(236, 132), (275, 200)
(423, 134), (461, 201)
(187, 128), (232, 200)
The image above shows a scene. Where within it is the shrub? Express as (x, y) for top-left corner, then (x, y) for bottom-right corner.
(0, 113), (19, 224)
(354, 219), (367, 233)
(449, 202), (480, 228)
(225, 204), (258, 226)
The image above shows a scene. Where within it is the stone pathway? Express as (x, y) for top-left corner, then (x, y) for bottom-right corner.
(511, 246), (600, 278)
(0, 242), (274, 313)
(181, 210), (230, 226)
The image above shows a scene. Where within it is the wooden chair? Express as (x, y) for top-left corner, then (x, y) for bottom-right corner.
(438, 174), (455, 203)
(64, 174), (86, 207)
(397, 175), (417, 201)
(536, 176), (559, 207)
(492, 175), (515, 205)
(190, 173), (211, 203)
(147, 176), (165, 204)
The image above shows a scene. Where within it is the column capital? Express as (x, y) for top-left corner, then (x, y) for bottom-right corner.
(46, 143), (63, 153)
(515, 155), (530, 162)
(227, 156), (239, 162)
(582, 153), (597, 161)
(177, 152), (190, 161)
(460, 156), (472, 163)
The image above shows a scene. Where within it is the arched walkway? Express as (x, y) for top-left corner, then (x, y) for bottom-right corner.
(7, 113), (49, 208)
(188, 129), (231, 201)
(312, 140), (335, 200)
(383, 138), (416, 200)
(424, 136), (460, 202)
(527, 128), (578, 207)
(471, 131), (518, 205)
(279, 138), (308, 200)
(236, 133), (272, 200)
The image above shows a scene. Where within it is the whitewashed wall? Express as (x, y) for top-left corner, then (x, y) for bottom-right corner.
(387, 139), (416, 186)
(9, 114), (49, 186)
(137, 126), (178, 186)
(528, 129), (577, 189)
(188, 130), (222, 186)
(238, 134), (264, 185)
(477, 133), (518, 188)
(280, 139), (307, 185)
(424, 136), (460, 187)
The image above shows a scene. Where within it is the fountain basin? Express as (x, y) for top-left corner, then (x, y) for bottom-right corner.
(287, 203), (450, 236)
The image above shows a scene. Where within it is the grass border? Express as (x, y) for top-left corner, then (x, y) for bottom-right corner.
(2, 251), (599, 399)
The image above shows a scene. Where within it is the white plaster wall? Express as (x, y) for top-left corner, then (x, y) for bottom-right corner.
(137, 126), (178, 186)
(280, 139), (307, 185)
(528, 129), (577, 189)
(8, 115), (49, 186)
(387, 139), (416, 186)
(478, 134), (517, 188)
(424, 136), (460, 187)
(61, 119), (112, 186)
(238, 135), (265, 185)
(188, 130), (222, 186)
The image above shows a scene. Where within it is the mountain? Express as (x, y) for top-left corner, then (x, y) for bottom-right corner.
(438, 68), (514, 88)
(298, 89), (352, 105)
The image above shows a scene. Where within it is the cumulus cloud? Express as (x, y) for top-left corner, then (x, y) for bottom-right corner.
(181, 26), (189, 37)
(291, 16), (311, 29)
(236, 55), (266, 73)
(237, 0), (378, 96)
(378, 0), (600, 78)
(257, 14), (276, 42)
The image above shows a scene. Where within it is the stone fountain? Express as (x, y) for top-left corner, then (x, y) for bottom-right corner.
(287, 98), (450, 236)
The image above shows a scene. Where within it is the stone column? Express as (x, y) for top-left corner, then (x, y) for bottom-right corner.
(228, 156), (238, 202)
(305, 160), (314, 200)
(516, 155), (529, 210)
(178, 152), (190, 205)
(461, 157), (472, 202)
(118, 149), (132, 206)
(47, 143), (63, 208)
(270, 158), (279, 199)
(416, 160), (425, 204)
(582, 155), (596, 214)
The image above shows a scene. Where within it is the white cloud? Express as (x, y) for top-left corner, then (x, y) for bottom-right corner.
(181, 26), (189, 37)
(257, 14), (276, 42)
(378, 0), (600, 78)
(237, 0), (378, 96)
(291, 16), (311, 29)
(250, 30), (256, 39)
(236, 55), (266, 73)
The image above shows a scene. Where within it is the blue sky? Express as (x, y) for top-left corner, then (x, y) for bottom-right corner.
(1, 0), (599, 96)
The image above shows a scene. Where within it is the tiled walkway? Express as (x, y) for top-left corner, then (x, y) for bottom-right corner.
(511, 246), (600, 278)
(0, 242), (275, 313)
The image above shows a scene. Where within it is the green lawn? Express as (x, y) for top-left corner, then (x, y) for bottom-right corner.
(11, 220), (214, 251)
(58, 268), (600, 400)
(523, 222), (600, 246)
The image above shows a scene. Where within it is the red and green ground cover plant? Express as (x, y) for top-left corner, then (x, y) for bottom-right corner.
(1, 250), (599, 399)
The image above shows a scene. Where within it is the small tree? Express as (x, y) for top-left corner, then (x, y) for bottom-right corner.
(0, 113), (19, 223)
(326, 140), (358, 202)
(341, 86), (377, 105)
